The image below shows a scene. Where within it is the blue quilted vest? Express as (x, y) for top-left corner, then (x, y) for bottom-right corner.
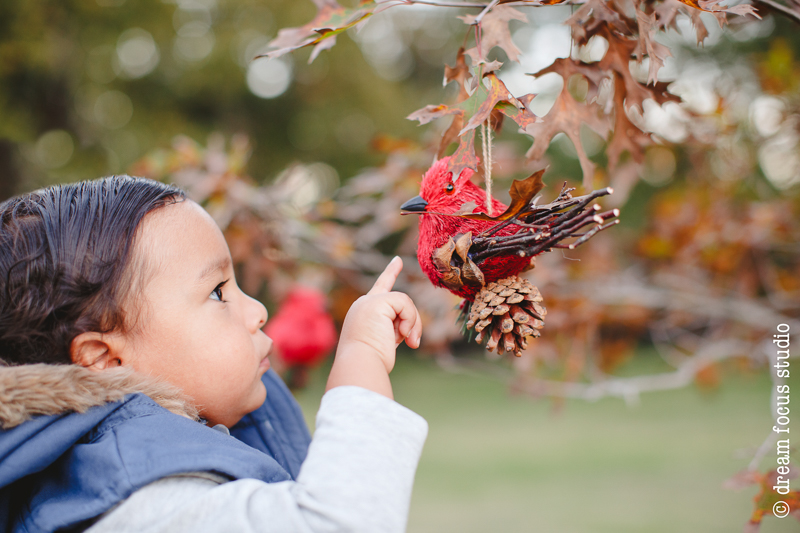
(0, 369), (311, 533)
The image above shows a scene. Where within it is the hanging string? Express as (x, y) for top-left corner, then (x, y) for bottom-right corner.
(481, 117), (494, 216)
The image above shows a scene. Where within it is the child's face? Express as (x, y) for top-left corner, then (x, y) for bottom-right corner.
(124, 200), (272, 427)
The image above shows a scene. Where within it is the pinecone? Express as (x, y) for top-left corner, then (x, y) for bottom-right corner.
(465, 276), (546, 357)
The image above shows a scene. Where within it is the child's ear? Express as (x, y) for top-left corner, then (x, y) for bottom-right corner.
(70, 331), (125, 371)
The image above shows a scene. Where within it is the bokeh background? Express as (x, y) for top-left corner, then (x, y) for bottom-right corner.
(1, 0), (799, 531)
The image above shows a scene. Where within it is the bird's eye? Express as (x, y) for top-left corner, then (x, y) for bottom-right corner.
(444, 183), (455, 194)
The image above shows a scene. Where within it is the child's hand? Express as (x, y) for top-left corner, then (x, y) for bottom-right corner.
(338, 256), (422, 372)
(326, 256), (422, 399)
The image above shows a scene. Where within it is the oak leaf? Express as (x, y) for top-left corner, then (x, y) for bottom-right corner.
(459, 5), (528, 62)
(263, 0), (395, 63)
(438, 113), (465, 159)
(448, 129), (479, 184)
(679, 0), (761, 19)
(461, 74), (538, 134)
(606, 74), (652, 171)
(406, 104), (462, 126)
(652, 0), (716, 43)
(598, 28), (680, 112)
(533, 57), (608, 102)
(526, 62), (613, 189)
(566, 0), (634, 45)
(445, 47), (475, 103)
(454, 169), (546, 222)
(635, 10), (673, 85)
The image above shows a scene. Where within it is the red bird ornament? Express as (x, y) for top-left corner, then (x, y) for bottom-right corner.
(264, 286), (337, 388)
(401, 156), (618, 356)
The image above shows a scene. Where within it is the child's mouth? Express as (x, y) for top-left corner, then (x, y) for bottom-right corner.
(259, 355), (271, 371)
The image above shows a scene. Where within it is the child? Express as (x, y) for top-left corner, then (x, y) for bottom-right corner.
(0, 176), (427, 533)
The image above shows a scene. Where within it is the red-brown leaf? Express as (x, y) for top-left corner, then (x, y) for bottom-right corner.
(598, 28), (680, 112)
(524, 84), (610, 190)
(461, 74), (538, 134)
(456, 169), (546, 222)
(459, 5), (528, 62)
(445, 47), (474, 103)
(407, 104), (463, 126)
(447, 129), (479, 181)
(606, 74), (652, 171)
(679, 0), (761, 19)
(263, 1), (389, 63)
(635, 10), (673, 85)
(566, 0), (634, 45)
(438, 113), (465, 159)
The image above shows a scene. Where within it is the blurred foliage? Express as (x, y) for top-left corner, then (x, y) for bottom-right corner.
(0, 0), (451, 194)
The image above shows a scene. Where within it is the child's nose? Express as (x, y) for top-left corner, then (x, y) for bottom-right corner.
(245, 294), (268, 332)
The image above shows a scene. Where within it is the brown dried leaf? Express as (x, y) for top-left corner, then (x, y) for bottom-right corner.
(407, 104), (462, 126)
(482, 59), (504, 76)
(686, 7), (712, 43)
(462, 259), (485, 287)
(489, 107), (506, 132)
(598, 28), (680, 112)
(459, 5), (528, 62)
(444, 47), (474, 103)
(431, 237), (463, 292)
(653, 0), (682, 31)
(454, 201), (480, 216)
(680, 0), (761, 19)
(456, 168), (545, 222)
(654, 0), (712, 43)
(635, 10), (673, 85)
(533, 57), (609, 101)
(607, 74), (652, 170)
(454, 232), (473, 262)
(447, 129), (479, 182)
(461, 74), (538, 134)
(524, 86), (610, 190)
(438, 113), (464, 159)
(264, 1), (386, 63)
(566, 0), (634, 45)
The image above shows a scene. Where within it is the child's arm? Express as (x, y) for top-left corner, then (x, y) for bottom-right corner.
(325, 256), (422, 400)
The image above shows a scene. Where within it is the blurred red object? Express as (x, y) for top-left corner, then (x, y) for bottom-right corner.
(264, 287), (337, 386)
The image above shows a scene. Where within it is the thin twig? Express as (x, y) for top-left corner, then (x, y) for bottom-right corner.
(472, 0), (501, 25)
(748, 431), (777, 471)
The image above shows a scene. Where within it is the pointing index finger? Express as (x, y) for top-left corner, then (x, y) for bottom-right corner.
(368, 256), (403, 295)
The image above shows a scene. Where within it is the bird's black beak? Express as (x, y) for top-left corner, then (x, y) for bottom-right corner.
(400, 195), (428, 215)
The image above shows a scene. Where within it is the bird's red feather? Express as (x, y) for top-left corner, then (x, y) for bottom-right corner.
(416, 157), (532, 300)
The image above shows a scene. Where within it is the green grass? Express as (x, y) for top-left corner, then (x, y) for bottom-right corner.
(293, 352), (800, 533)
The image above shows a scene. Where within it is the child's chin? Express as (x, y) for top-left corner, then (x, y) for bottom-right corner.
(249, 381), (268, 410)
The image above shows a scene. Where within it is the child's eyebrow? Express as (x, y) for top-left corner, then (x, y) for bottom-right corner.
(198, 257), (232, 281)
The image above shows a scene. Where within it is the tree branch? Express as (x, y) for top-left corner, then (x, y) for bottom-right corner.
(563, 276), (800, 332)
(473, 0), (501, 24)
(508, 339), (748, 405)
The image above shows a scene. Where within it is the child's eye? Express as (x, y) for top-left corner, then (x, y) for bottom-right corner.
(210, 280), (229, 302)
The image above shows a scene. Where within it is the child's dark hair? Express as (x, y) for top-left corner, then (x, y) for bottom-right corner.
(0, 176), (185, 366)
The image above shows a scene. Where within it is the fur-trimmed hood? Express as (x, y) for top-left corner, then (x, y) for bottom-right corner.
(0, 363), (199, 429)
(0, 366), (311, 533)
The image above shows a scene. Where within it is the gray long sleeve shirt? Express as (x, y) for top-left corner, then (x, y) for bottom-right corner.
(86, 386), (429, 533)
